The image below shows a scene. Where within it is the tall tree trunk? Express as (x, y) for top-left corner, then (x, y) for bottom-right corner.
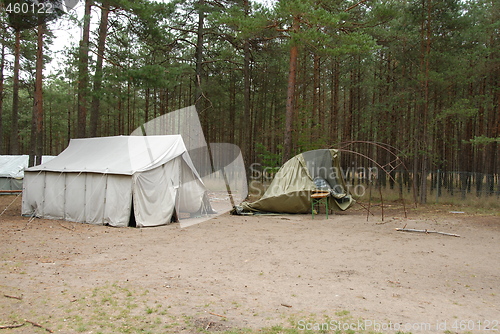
(145, 87), (150, 123)
(243, 0), (252, 169)
(0, 42), (4, 154)
(330, 59), (339, 142)
(312, 52), (320, 139)
(345, 69), (354, 142)
(283, 16), (300, 164)
(77, 0), (92, 138)
(195, 0), (205, 113)
(29, 24), (44, 167)
(417, 0), (432, 204)
(10, 28), (21, 154)
(229, 72), (235, 143)
(90, 0), (110, 138)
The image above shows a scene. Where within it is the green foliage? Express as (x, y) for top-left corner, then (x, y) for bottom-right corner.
(255, 142), (282, 168)
(127, 63), (190, 89)
(466, 136), (500, 146)
(436, 99), (479, 122)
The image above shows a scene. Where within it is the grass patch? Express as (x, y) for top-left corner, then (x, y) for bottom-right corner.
(51, 283), (175, 333)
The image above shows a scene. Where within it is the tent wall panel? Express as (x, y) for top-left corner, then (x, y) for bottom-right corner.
(22, 172), (46, 216)
(178, 160), (205, 213)
(65, 173), (87, 223)
(42, 172), (66, 220)
(0, 178), (23, 191)
(85, 173), (107, 225)
(0, 178), (9, 191)
(133, 158), (178, 227)
(103, 175), (132, 227)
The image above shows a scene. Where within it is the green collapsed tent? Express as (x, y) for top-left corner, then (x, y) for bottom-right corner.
(238, 149), (353, 214)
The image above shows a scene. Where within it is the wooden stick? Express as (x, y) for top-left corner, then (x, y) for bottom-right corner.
(0, 323), (25, 329)
(3, 294), (22, 300)
(208, 312), (227, 318)
(395, 228), (460, 237)
(25, 320), (54, 333)
(59, 223), (74, 231)
(281, 303), (292, 308)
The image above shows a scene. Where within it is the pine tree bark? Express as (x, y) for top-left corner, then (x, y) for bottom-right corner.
(10, 29), (20, 154)
(90, 1), (110, 138)
(0, 43), (4, 154)
(243, 0), (252, 169)
(329, 59), (339, 141)
(195, 0), (205, 113)
(283, 16), (300, 164)
(29, 24), (44, 167)
(77, 0), (92, 138)
(313, 52), (320, 138)
(417, 0), (432, 204)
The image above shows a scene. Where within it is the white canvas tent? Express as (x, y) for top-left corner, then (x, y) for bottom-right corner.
(21, 135), (208, 227)
(0, 155), (55, 191)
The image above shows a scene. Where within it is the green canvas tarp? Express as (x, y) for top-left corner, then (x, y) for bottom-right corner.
(239, 149), (353, 214)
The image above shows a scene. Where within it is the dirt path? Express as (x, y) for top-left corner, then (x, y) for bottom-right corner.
(1, 195), (499, 333)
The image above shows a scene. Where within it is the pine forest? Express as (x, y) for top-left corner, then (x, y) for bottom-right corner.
(0, 0), (498, 204)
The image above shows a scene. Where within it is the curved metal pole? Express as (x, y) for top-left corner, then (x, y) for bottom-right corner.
(336, 148), (410, 219)
(333, 140), (417, 207)
(334, 140), (411, 172)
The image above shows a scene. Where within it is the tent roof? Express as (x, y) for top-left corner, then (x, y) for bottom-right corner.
(26, 135), (188, 175)
(0, 155), (55, 178)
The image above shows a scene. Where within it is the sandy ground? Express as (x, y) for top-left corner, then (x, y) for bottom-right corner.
(0, 194), (499, 333)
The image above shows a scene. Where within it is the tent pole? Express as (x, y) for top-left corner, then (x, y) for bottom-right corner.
(103, 174), (108, 225)
(63, 173), (66, 220)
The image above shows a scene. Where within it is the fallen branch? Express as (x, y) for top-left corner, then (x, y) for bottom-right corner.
(25, 320), (53, 333)
(395, 228), (460, 237)
(0, 323), (25, 329)
(208, 312), (227, 318)
(205, 322), (213, 330)
(281, 303), (292, 308)
(3, 294), (22, 300)
(59, 223), (74, 231)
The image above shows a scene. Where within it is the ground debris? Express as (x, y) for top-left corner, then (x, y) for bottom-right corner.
(0, 323), (25, 329)
(395, 227), (460, 237)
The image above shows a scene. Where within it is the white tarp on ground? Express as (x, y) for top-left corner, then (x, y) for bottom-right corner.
(0, 155), (55, 191)
(21, 135), (207, 227)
